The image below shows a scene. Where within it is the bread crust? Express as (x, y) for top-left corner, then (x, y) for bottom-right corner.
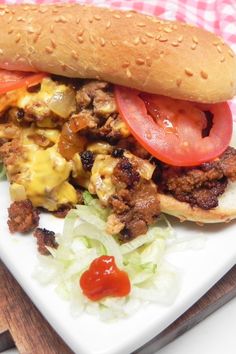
(159, 181), (236, 223)
(0, 4), (235, 103)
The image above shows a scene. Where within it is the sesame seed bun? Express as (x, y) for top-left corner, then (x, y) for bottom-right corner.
(0, 4), (235, 103)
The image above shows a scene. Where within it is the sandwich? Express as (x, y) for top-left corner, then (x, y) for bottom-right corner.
(0, 3), (236, 241)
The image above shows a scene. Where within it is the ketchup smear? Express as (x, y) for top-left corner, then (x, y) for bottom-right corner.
(79, 255), (131, 301)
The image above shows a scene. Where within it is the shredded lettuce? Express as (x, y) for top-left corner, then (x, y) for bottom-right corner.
(34, 195), (181, 320)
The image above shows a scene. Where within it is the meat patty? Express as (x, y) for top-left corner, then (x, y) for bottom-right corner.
(109, 180), (160, 241)
(74, 80), (129, 143)
(33, 227), (58, 255)
(8, 199), (39, 233)
(157, 147), (236, 209)
(108, 157), (160, 241)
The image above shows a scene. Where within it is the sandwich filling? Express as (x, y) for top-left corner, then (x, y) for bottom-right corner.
(0, 75), (235, 240)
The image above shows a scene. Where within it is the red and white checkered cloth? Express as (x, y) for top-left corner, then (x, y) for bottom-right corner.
(2, 0), (236, 118)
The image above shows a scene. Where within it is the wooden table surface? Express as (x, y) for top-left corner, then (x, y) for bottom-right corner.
(0, 261), (236, 354)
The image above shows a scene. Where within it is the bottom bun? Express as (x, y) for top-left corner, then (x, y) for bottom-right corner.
(159, 181), (236, 223)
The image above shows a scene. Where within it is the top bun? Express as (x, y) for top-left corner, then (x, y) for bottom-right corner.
(0, 4), (236, 103)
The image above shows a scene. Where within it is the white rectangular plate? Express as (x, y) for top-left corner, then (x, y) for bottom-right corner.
(0, 179), (236, 354)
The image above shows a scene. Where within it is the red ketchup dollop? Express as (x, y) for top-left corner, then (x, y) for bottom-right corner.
(79, 255), (131, 301)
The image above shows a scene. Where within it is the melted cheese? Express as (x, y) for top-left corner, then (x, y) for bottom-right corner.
(9, 129), (77, 210)
(88, 155), (118, 204)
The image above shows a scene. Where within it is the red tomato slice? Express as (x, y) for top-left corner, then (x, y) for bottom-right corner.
(0, 69), (47, 94)
(115, 86), (233, 166)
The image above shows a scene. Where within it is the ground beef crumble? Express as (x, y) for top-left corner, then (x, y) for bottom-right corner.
(52, 204), (72, 218)
(157, 147), (236, 210)
(112, 157), (140, 187)
(108, 157), (160, 241)
(33, 227), (58, 255)
(7, 200), (39, 233)
(109, 180), (160, 241)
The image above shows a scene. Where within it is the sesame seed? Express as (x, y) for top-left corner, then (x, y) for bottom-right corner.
(77, 36), (84, 44)
(146, 57), (152, 67)
(159, 36), (168, 42)
(27, 27), (35, 34)
(113, 14), (121, 19)
(172, 24), (178, 30)
(200, 70), (208, 79)
(178, 35), (183, 42)
(71, 50), (79, 60)
(229, 50), (234, 58)
(145, 32), (154, 38)
(45, 46), (53, 54)
(55, 15), (68, 23)
(8, 28), (14, 34)
(88, 18), (93, 23)
(106, 21), (111, 29)
(50, 39), (57, 48)
(122, 61), (130, 68)
(76, 18), (80, 24)
(7, 16), (13, 24)
(140, 37), (147, 44)
(133, 37), (139, 45)
(17, 16), (25, 22)
(39, 8), (47, 13)
(171, 41), (179, 47)
(192, 36), (198, 44)
(176, 78), (182, 87)
(213, 41), (218, 46)
(15, 33), (21, 43)
(220, 56), (226, 63)
(33, 32), (41, 43)
(89, 35), (95, 44)
(52, 8), (59, 13)
(126, 13), (132, 18)
(0, 49), (3, 55)
(28, 46), (34, 54)
(155, 34), (161, 40)
(216, 45), (222, 53)
(191, 43), (197, 50)
(126, 68), (132, 78)
(111, 40), (117, 46)
(50, 25), (54, 33)
(61, 64), (67, 71)
(77, 28), (85, 36)
(94, 14), (101, 20)
(136, 58), (145, 65)
(164, 27), (172, 33)
(137, 22), (146, 27)
(100, 38), (106, 47)
(185, 68), (194, 76)
(0, 10), (5, 16)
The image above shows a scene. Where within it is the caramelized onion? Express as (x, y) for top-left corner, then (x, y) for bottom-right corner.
(48, 88), (76, 118)
(58, 122), (87, 160)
